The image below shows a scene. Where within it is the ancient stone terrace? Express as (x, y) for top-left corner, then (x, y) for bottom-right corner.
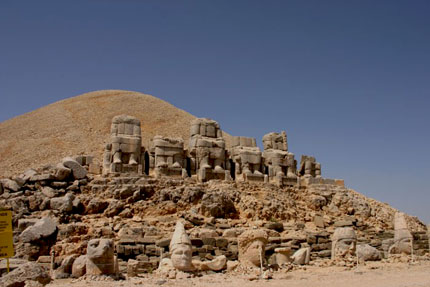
(101, 115), (339, 188)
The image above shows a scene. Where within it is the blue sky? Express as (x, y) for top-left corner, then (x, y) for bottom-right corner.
(1, 0), (429, 223)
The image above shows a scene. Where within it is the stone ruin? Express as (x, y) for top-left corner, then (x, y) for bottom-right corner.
(150, 136), (187, 178)
(100, 115), (336, 187)
(331, 227), (357, 261)
(230, 136), (264, 182)
(0, 113), (429, 282)
(188, 118), (227, 182)
(103, 115), (144, 175)
(261, 132), (297, 186)
(389, 212), (413, 255)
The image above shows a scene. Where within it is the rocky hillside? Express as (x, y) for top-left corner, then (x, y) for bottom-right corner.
(0, 90), (232, 178)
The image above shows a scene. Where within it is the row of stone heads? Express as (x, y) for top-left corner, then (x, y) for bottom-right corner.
(56, 217), (415, 278)
(103, 115), (322, 183)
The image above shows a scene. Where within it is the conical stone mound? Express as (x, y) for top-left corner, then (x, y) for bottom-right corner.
(0, 90), (232, 177)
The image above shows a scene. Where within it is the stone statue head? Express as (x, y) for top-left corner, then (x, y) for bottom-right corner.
(87, 238), (114, 262)
(238, 229), (268, 267)
(169, 221), (193, 271)
(86, 238), (115, 275)
(332, 227), (357, 260)
(389, 212), (413, 254)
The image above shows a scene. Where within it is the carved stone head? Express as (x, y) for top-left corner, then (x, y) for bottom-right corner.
(169, 221), (193, 271)
(238, 230), (268, 267)
(332, 227), (357, 260)
(86, 238), (115, 275)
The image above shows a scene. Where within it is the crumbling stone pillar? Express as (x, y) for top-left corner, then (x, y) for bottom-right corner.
(188, 118), (227, 182)
(262, 131), (297, 186)
(103, 115), (144, 174)
(230, 136), (263, 182)
(151, 136), (186, 178)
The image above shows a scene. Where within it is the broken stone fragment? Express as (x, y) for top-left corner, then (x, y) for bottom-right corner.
(55, 163), (71, 181)
(19, 217), (58, 243)
(0, 178), (20, 192)
(62, 157), (87, 179)
(0, 262), (51, 287)
(71, 255), (87, 278)
(357, 244), (382, 261)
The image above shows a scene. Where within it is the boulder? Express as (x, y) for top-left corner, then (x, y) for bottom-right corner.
(62, 157), (87, 179)
(357, 244), (382, 261)
(86, 198), (109, 214)
(50, 193), (74, 213)
(0, 262), (51, 287)
(291, 247), (310, 265)
(71, 255), (87, 277)
(200, 191), (237, 218)
(19, 217), (57, 243)
(104, 200), (125, 217)
(54, 255), (78, 279)
(0, 178), (20, 192)
(54, 163), (71, 181)
(41, 186), (56, 198)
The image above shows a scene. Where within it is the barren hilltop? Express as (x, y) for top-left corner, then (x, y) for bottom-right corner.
(0, 90), (231, 178)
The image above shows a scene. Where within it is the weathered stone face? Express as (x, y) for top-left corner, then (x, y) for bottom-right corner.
(171, 243), (193, 271)
(389, 212), (413, 254)
(331, 227), (357, 260)
(238, 230), (268, 268)
(103, 115), (143, 174)
(86, 238), (115, 275)
(169, 221), (194, 272)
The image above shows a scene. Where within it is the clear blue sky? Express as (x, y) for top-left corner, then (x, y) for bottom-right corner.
(1, 0), (429, 223)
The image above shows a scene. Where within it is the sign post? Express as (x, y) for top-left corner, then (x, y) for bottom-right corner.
(0, 209), (13, 273)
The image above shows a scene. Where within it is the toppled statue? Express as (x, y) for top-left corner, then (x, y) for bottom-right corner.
(169, 221), (194, 272)
(331, 227), (357, 261)
(262, 131), (297, 186)
(103, 115), (143, 174)
(389, 212), (413, 255)
(230, 136), (264, 182)
(86, 238), (116, 276)
(238, 229), (268, 268)
(189, 118), (227, 182)
(151, 136), (187, 178)
(299, 155), (321, 178)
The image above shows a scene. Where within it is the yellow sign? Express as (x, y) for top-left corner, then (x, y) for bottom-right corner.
(0, 210), (13, 258)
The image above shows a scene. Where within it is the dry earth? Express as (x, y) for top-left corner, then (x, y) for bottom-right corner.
(0, 90), (231, 178)
(47, 261), (430, 287)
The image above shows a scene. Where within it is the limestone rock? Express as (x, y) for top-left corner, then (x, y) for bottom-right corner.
(62, 157), (87, 179)
(0, 178), (20, 192)
(50, 193), (75, 213)
(55, 163), (71, 181)
(19, 217), (57, 243)
(54, 255), (78, 279)
(192, 255), (227, 271)
(71, 255), (87, 278)
(86, 198), (109, 214)
(0, 262), (51, 287)
(200, 191), (237, 218)
(357, 244), (382, 261)
(291, 247), (310, 265)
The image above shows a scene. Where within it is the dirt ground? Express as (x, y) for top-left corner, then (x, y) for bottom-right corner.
(47, 261), (430, 287)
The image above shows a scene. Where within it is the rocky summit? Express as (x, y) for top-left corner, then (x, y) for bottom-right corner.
(0, 92), (428, 285)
